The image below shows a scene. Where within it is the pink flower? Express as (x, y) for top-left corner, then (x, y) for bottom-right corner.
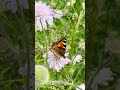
(35, 1), (63, 31)
(43, 51), (70, 72)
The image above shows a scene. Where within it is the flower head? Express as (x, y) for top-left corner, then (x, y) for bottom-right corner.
(73, 54), (82, 65)
(35, 1), (62, 31)
(76, 83), (85, 90)
(89, 68), (114, 90)
(43, 51), (70, 72)
(35, 65), (49, 88)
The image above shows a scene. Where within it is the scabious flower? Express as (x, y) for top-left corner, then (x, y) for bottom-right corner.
(35, 65), (49, 88)
(76, 83), (85, 90)
(73, 54), (83, 65)
(43, 51), (70, 72)
(35, 1), (63, 31)
(89, 68), (114, 90)
(1, 0), (29, 13)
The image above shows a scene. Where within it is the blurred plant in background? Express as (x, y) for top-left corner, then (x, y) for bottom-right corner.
(86, 0), (120, 90)
(0, 0), (34, 89)
(0, 0), (29, 13)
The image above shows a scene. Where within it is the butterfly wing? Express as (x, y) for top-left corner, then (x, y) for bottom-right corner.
(50, 37), (66, 58)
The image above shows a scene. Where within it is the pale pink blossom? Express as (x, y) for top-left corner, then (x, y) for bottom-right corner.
(43, 51), (70, 72)
(35, 1), (62, 31)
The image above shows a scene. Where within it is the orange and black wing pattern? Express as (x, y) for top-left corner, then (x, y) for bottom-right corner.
(50, 37), (66, 58)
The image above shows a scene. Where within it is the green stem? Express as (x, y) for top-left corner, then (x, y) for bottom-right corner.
(19, 6), (30, 90)
(48, 81), (82, 90)
(76, 10), (85, 31)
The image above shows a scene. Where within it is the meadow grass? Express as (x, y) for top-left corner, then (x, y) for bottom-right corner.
(35, 0), (85, 89)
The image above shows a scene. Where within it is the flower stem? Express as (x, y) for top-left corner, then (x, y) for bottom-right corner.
(48, 81), (82, 90)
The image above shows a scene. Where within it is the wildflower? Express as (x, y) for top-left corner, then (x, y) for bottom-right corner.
(78, 40), (85, 50)
(35, 1), (62, 31)
(73, 54), (82, 64)
(76, 83), (85, 90)
(35, 65), (49, 88)
(67, 2), (71, 6)
(43, 50), (70, 72)
(89, 68), (114, 90)
(71, 0), (76, 6)
(2, 0), (29, 13)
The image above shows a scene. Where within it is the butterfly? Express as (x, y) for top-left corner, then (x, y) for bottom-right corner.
(50, 37), (66, 58)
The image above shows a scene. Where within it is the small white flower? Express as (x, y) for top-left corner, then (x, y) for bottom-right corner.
(78, 41), (85, 50)
(53, 10), (63, 19)
(43, 51), (70, 72)
(73, 55), (82, 64)
(71, 0), (76, 6)
(76, 83), (85, 90)
(82, 2), (85, 10)
(90, 68), (114, 90)
(67, 2), (71, 6)
(35, 1), (62, 31)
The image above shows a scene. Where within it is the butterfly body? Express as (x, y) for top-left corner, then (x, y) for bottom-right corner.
(50, 37), (66, 58)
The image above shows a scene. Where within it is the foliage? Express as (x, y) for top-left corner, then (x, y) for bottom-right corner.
(35, 0), (85, 90)
(86, 0), (120, 90)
